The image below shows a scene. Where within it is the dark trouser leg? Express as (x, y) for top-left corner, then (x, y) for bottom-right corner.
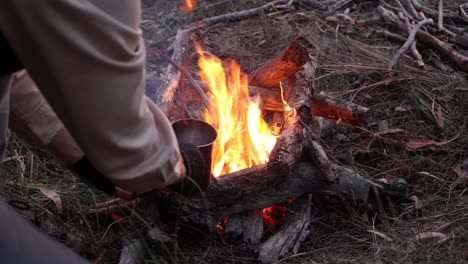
(0, 200), (89, 264)
(0, 74), (11, 160)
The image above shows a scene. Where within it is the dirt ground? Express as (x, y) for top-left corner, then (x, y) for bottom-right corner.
(1, 0), (467, 263)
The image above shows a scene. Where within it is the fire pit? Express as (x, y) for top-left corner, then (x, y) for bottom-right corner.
(139, 36), (406, 263)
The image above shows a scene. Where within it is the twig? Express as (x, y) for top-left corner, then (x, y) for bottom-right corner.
(388, 16), (433, 71)
(411, 42), (424, 68)
(405, 0), (420, 19)
(376, 29), (408, 42)
(186, 0), (292, 30)
(459, 5), (468, 20)
(326, 0), (354, 16)
(410, 0), (468, 23)
(438, 0), (443, 31)
(400, 13), (425, 68)
(379, 6), (468, 72)
(436, 0), (457, 37)
(86, 198), (137, 214)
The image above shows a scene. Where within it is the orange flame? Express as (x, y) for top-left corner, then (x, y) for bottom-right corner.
(195, 44), (277, 176)
(178, 0), (197, 14)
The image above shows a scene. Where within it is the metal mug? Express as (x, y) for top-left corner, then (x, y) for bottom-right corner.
(171, 118), (217, 189)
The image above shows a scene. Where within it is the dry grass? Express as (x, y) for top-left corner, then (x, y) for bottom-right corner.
(1, 0), (467, 263)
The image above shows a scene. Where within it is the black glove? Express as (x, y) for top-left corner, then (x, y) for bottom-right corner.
(168, 143), (209, 196)
(69, 157), (116, 196)
(0, 33), (24, 75)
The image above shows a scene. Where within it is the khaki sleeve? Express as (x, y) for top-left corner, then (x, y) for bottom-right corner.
(0, 0), (185, 193)
(9, 70), (63, 147)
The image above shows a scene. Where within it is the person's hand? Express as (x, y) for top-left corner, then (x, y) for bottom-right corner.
(114, 187), (135, 201)
(168, 143), (209, 196)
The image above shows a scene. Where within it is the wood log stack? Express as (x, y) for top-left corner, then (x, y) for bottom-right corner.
(140, 35), (406, 263)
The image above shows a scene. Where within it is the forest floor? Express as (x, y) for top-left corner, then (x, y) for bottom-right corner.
(1, 0), (467, 263)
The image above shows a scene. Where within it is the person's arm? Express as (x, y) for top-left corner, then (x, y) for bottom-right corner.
(9, 70), (133, 199)
(0, 0), (185, 194)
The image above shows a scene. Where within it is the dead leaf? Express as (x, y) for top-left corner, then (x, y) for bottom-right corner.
(38, 187), (63, 215)
(336, 133), (350, 142)
(415, 232), (448, 242)
(408, 195), (422, 209)
(378, 120), (389, 131)
(395, 106), (410, 112)
(408, 232), (449, 250)
(405, 133), (460, 151)
(452, 161), (468, 187)
(436, 105), (444, 128)
(367, 230), (393, 241)
(376, 128), (405, 136)
(452, 163), (468, 178)
(111, 213), (128, 224)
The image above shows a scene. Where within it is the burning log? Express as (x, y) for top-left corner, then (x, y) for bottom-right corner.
(154, 29), (190, 117)
(249, 39), (309, 88)
(311, 93), (369, 126)
(182, 82), (369, 126)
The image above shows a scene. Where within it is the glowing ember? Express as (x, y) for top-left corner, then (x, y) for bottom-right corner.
(195, 44), (277, 176)
(178, 0), (197, 14)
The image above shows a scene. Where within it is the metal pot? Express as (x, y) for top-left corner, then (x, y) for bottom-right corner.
(171, 118), (217, 188)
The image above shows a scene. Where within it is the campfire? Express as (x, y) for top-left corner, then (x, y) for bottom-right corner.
(138, 10), (407, 262)
(195, 43), (278, 176)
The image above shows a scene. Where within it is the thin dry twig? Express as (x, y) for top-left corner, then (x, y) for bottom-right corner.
(399, 12), (425, 68)
(377, 29), (407, 42)
(436, 0), (457, 37)
(459, 4), (468, 20)
(379, 6), (468, 72)
(186, 0), (293, 29)
(438, 0), (444, 31)
(410, 0), (468, 22)
(405, 0), (421, 19)
(388, 16), (433, 71)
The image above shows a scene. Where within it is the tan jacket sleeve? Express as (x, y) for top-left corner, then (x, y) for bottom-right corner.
(0, 0), (185, 193)
(9, 70), (64, 147)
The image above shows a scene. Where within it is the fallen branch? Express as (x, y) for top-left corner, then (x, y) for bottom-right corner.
(438, 0), (444, 31)
(311, 93), (369, 126)
(400, 13), (426, 68)
(152, 29), (189, 118)
(379, 6), (468, 72)
(435, 0), (457, 37)
(149, 47), (211, 113)
(377, 29), (408, 42)
(410, 0), (468, 23)
(186, 0), (293, 30)
(387, 16), (433, 71)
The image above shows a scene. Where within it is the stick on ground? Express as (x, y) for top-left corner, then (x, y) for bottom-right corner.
(387, 17), (433, 72)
